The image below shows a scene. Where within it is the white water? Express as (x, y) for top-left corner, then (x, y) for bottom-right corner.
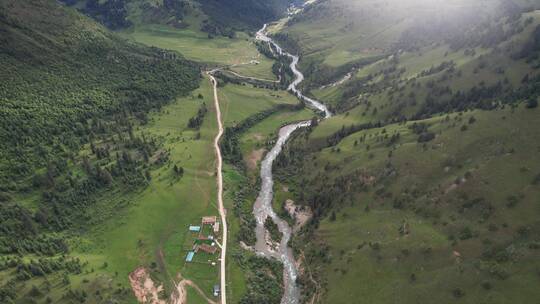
(252, 121), (310, 304)
(256, 25), (332, 119)
(252, 23), (331, 304)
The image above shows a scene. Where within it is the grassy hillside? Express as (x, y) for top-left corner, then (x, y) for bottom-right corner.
(274, 0), (540, 99)
(0, 0), (199, 182)
(0, 0), (201, 302)
(264, 0), (540, 303)
(278, 105), (540, 303)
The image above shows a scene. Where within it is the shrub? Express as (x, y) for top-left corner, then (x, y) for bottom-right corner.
(532, 173), (540, 185)
(506, 195), (519, 208)
(370, 242), (381, 251)
(452, 288), (465, 298)
(481, 281), (492, 290)
(417, 132), (435, 143)
(526, 99), (538, 108)
(459, 227), (473, 240)
(264, 217), (282, 243)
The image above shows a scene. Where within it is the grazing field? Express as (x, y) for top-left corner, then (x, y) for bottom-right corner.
(222, 164), (250, 303)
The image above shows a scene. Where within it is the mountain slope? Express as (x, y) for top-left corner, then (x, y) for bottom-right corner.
(1, 0), (199, 187)
(198, 0), (292, 29)
(0, 0), (199, 302)
(263, 1), (540, 303)
(60, 0), (293, 33)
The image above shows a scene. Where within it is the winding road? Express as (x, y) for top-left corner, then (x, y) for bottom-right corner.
(209, 73), (227, 304)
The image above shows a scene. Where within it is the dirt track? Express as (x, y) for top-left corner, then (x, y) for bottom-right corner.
(209, 73), (228, 304)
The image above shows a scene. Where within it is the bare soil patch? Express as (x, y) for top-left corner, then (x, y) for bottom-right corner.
(246, 148), (265, 171)
(284, 199), (312, 232)
(129, 268), (217, 304)
(129, 267), (166, 304)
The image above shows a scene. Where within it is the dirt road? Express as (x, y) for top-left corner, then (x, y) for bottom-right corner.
(209, 73), (227, 304)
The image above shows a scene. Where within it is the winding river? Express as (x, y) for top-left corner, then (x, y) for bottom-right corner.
(252, 24), (331, 304)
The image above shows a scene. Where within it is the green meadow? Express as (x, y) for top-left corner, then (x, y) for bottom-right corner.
(218, 83), (299, 127)
(122, 24), (260, 66)
(229, 58), (278, 81)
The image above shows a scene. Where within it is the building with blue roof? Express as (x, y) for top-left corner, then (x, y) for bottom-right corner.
(185, 251), (195, 262)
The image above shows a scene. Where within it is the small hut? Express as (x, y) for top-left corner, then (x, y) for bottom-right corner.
(196, 243), (217, 254)
(202, 216), (217, 225)
(189, 225), (201, 232)
(185, 251), (195, 262)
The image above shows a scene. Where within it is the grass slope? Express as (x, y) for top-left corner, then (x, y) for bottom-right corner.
(283, 106), (540, 303)
(267, 1), (540, 303)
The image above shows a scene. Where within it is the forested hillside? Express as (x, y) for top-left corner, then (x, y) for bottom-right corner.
(198, 0), (292, 29)
(60, 0), (293, 36)
(267, 0), (540, 303)
(0, 0), (199, 302)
